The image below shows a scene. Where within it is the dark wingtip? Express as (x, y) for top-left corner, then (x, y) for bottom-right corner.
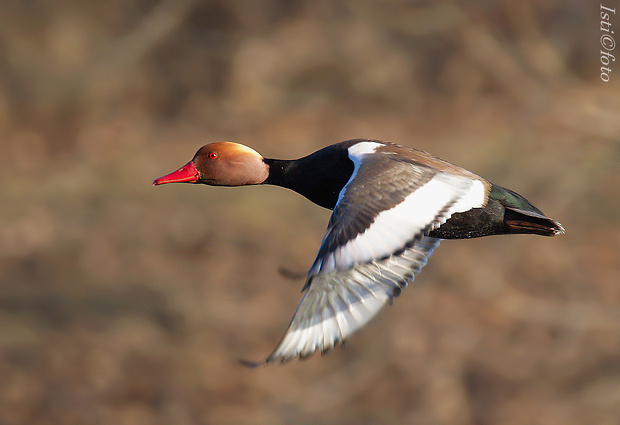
(277, 266), (306, 281)
(238, 358), (267, 368)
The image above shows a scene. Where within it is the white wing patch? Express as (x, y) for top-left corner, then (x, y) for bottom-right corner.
(451, 179), (485, 213)
(311, 173), (483, 274)
(263, 237), (441, 364)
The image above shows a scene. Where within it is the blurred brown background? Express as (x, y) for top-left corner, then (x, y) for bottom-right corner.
(1, 1), (619, 424)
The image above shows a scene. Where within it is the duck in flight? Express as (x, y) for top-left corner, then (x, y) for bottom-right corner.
(153, 139), (564, 366)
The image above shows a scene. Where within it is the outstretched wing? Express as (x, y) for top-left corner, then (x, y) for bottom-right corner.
(261, 237), (441, 364)
(256, 146), (485, 365)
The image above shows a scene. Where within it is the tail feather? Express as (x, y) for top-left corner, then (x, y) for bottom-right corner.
(504, 207), (565, 236)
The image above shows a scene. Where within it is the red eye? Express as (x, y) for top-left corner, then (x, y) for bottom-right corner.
(208, 152), (217, 159)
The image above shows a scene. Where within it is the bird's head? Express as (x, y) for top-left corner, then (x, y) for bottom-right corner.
(153, 142), (268, 187)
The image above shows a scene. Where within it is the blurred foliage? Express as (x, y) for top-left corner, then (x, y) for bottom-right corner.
(1, 1), (619, 424)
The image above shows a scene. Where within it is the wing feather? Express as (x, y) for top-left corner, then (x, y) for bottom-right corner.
(261, 237), (441, 364)
(252, 145), (486, 365)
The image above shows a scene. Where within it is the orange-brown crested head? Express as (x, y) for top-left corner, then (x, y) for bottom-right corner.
(153, 142), (268, 187)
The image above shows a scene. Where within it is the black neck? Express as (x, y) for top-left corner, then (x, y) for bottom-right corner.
(262, 144), (354, 210)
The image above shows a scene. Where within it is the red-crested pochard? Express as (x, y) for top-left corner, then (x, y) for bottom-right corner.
(153, 139), (564, 366)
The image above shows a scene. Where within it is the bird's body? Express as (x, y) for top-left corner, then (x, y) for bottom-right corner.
(154, 139), (564, 365)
